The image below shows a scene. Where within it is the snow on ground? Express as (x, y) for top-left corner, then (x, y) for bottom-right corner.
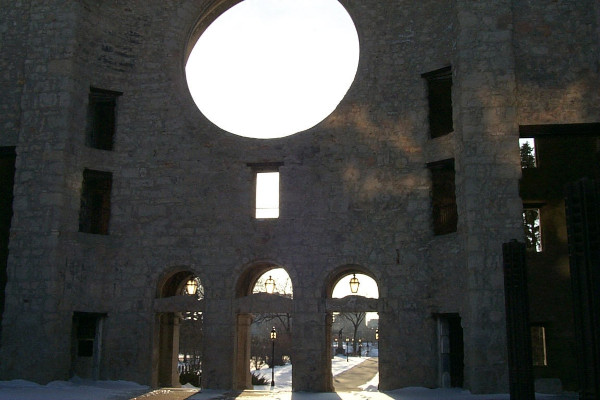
(250, 353), (369, 390)
(0, 357), (578, 400)
(0, 377), (149, 400)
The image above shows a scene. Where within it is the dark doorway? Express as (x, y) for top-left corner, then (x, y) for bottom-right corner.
(0, 147), (16, 340)
(437, 313), (464, 388)
(71, 312), (105, 380)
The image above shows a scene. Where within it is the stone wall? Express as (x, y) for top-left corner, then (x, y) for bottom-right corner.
(0, 0), (597, 393)
(513, 0), (600, 124)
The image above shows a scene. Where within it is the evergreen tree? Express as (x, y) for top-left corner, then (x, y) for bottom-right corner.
(520, 140), (536, 168)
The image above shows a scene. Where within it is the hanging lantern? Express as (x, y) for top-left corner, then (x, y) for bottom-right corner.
(265, 275), (275, 294)
(349, 273), (360, 294)
(185, 278), (198, 296)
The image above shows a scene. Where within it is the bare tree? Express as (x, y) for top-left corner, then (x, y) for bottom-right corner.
(339, 312), (365, 354)
(250, 271), (294, 365)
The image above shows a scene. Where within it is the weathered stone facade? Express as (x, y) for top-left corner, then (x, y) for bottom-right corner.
(0, 0), (598, 393)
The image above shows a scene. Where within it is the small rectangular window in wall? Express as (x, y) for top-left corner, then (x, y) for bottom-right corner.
(86, 87), (122, 150)
(79, 169), (112, 234)
(422, 66), (453, 139)
(523, 207), (542, 252)
(428, 159), (458, 235)
(256, 171), (279, 219)
(519, 138), (537, 168)
(531, 325), (548, 366)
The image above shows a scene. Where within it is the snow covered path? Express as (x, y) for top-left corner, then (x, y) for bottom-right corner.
(0, 357), (578, 400)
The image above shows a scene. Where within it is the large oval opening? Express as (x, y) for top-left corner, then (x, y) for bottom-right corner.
(186, 0), (360, 139)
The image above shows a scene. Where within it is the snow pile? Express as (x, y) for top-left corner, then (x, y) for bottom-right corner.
(0, 377), (148, 400)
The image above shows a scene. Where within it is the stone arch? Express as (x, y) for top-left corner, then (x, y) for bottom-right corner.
(232, 260), (295, 390)
(234, 260), (297, 298)
(153, 266), (205, 388)
(323, 264), (381, 391)
(184, 0), (244, 64)
(323, 264), (379, 299)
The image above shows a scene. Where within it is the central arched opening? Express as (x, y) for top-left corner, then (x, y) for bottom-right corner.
(234, 263), (294, 390)
(185, 0), (360, 139)
(326, 267), (380, 392)
(249, 269), (293, 388)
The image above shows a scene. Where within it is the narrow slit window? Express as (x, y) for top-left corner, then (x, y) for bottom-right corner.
(523, 207), (542, 252)
(79, 169), (113, 234)
(422, 66), (453, 139)
(256, 171), (279, 219)
(531, 325), (547, 366)
(428, 159), (458, 235)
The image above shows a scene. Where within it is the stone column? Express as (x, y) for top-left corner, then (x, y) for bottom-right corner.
(0, 0), (82, 384)
(233, 313), (252, 390)
(453, 0), (522, 393)
(157, 313), (181, 387)
(292, 307), (332, 391)
(201, 299), (236, 390)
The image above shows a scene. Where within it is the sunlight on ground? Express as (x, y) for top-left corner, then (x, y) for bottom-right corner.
(186, 0), (359, 139)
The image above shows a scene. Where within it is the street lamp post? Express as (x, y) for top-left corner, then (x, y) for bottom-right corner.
(345, 337), (349, 362)
(358, 338), (362, 357)
(270, 327), (277, 387)
(333, 338), (338, 358)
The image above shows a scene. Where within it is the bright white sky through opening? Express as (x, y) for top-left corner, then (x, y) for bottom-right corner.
(332, 273), (379, 324)
(256, 171), (279, 218)
(185, 0), (360, 139)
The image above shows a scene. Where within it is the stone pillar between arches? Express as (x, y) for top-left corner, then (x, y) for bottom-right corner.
(201, 304), (236, 390)
(157, 313), (181, 388)
(234, 313), (253, 390)
(292, 311), (332, 391)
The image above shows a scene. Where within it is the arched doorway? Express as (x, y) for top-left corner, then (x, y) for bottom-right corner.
(154, 269), (204, 388)
(325, 266), (380, 392)
(233, 263), (294, 390)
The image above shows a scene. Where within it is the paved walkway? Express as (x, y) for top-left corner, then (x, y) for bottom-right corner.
(129, 388), (200, 400)
(333, 357), (378, 392)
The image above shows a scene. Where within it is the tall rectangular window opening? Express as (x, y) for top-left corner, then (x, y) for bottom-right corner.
(256, 171), (279, 219)
(422, 66), (453, 138)
(531, 325), (548, 366)
(523, 206), (542, 252)
(71, 312), (105, 380)
(79, 169), (113, 234)
(86, 87), (122, 150)
(428, 159), (458, 235)
(519, 138), (537, 168)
